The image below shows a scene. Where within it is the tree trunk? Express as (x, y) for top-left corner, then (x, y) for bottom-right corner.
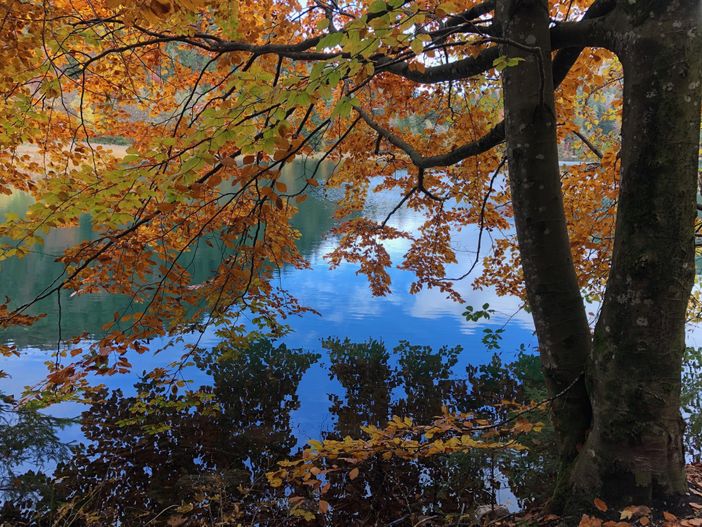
(569, 2), (702, 507)
(497, 0), (592, 508)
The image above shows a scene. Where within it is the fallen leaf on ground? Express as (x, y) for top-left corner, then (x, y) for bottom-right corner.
(580, 514), (604, 527)
(621, 506), (651, 520)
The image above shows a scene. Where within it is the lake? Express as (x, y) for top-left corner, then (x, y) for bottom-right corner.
(0, 159), (700, 524)
(0, 159), (536, 415)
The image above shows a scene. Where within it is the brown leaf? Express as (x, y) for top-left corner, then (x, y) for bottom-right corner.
(621, 506), (651, 520)
(319, 500), (329, 514)
(348, 467), (359, 480)
(594, 498), (608, 513)
(663, 512), (678, 522)
(579, 514), (603, 527)
(166, 515), (186, 527)
(639, 517), (650, 526)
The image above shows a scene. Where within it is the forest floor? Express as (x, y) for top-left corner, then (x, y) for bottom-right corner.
(483, 464), (702, 527)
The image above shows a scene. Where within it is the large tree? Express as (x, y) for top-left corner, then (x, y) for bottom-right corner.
(0, 0), (699, 514)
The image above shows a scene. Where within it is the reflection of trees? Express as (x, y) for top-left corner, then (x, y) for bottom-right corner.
(1, 338), (559, 525)
(325, 338), (397, 437)
(321, 338), (489, 525)
(466, 351), (557, 507)
(0, 160), (337, 349)
(0, 394), (72, 524)
(52, 340), (319, 525)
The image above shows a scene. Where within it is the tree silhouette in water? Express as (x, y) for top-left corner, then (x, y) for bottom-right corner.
(4, 339), (554, 525)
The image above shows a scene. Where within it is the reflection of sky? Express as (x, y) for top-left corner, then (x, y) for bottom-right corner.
(0, 183), (538, 462)
(4, 174), (700, 508)
(2, 175), (701, 511)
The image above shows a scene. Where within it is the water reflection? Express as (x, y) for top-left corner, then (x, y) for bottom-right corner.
(0, 338), (553, 526)
(0, 159), (554, 524)
(0, 161), (338, 350)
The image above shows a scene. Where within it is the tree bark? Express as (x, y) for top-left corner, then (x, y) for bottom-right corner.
(569, 1), (702, 508)
(497, 0), (593, 508)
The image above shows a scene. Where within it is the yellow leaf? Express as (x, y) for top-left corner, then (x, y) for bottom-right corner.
(620, 506), (650, 520)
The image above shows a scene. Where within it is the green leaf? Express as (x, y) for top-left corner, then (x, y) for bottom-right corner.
(493, 55), (525, 71)
(368, 0), (387, 13)
(410, 38), (424, 55)
(317, 32), (343, 49)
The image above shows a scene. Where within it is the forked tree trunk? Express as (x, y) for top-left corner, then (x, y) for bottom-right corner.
(570, 1), (702, 506)
(498, 0), (702, 513)
(497, 0), (592, 506)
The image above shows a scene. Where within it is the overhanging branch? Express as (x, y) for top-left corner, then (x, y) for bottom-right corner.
(355, 106), (505, 169)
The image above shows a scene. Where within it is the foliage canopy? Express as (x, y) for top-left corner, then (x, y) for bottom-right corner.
(0, 0), (626, 395)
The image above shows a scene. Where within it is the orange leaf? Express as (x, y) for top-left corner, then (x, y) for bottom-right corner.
(663, 512), (678, 522)
(319, 500), (329, 513)
(594, 498), (608, 512)
(348, 467), (359, 480)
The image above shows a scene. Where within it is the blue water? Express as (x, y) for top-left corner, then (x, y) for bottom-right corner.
(0, 169), (537, 456)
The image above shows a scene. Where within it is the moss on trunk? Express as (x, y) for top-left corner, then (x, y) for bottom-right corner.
(567, 1), (702, 510)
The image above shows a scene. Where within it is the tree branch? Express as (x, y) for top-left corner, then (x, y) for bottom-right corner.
(355, 106), (505, 169)
(376, 46), (499, 84)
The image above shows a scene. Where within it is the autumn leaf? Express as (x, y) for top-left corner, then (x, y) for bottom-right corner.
(580, 514), (604, 527)
(620, 506), (651, 520)
(594, 498), (608, 512)
(663, 512), (678, 522)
